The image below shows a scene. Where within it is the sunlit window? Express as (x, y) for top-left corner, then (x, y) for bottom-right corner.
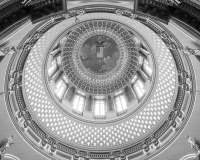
(73, 94), (85, 113)
(143, 60), (152, 76)
(134, 79), (145, 98)
(94, 100), (106, 116)
(115, 94), (127, 112)
(131, 75), (138, 83)
(138, 55), (144, 66)
(57, 56), (61, 66)
(63, 75), (69, 83)
(55, 79), (67, 99)
(48, 60), (57, 76)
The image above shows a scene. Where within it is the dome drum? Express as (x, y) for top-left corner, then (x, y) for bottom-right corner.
(46, 19), (155, 121)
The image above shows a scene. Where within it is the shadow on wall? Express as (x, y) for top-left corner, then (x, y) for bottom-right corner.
(0, 41), (9, 48)
(191, 41), (200, 49)
(0, 138), (7, 148)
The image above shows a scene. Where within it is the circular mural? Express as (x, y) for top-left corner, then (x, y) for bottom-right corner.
(80, 35), (120, 74)
(62, 20), (140, 95)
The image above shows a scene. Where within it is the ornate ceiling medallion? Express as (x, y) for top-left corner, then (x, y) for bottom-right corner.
(62, 20), (139, 95)
(4, 6), (195, 160)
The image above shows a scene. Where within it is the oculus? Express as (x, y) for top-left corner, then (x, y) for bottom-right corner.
(80, 35), (120, 74)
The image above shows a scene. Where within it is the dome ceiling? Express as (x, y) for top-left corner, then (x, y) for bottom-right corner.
(61, 20), (139, 95)
(4, 4), (195, 160)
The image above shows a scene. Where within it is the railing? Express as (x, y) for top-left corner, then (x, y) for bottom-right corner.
(171, 17), (200, 41)
(0, 0), (19, 10)
(0, 16), (30, 39)
(3, 4), (196, 160)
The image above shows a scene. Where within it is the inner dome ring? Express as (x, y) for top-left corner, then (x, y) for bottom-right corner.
(74, 32), (127, 75)
(61, 20), (140, 95)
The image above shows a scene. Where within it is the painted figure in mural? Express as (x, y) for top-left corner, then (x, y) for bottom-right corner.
(95, 36), (106, 65)
(0, 135), (15, 160)
(186, 135), (200, 159)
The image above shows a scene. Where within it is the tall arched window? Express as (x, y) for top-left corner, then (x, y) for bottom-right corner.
(131, 75), (138, 83)
(55, 79), (67, 99)
(73, 94), (85, 113)
(63, 75), (69, 83)
(138, 55), (144, 66)
(94, 99), (106, 117)
(57, 56), (61, 66)
(115, 94), (127, 112)
(133, 79), (145, 99)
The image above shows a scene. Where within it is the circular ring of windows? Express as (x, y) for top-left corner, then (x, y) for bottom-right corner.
(45, 20), (155, 122)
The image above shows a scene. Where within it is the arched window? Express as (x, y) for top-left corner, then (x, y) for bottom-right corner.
(73, 94), (85, 113)
(63, 75), (69, 83)
(57, 56), (61, 66)
(48, 59), (57, 76)
(133, 79), (145, 99)
(143, 60), (152, 76)
(94, 100), (106, 116)
(115, 94), (127, 112)
(55, 79), (67, 99)
(138, 55), (144, 66)
(131, 75), (138, 83)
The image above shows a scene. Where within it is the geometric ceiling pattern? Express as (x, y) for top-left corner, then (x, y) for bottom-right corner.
(4, 3), (196, 160)
(61, 20), (139, 94)
(23, 13), (176, 148)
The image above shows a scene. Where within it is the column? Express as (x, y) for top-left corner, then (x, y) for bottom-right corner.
(111, 95), (116, 111)
(141, 66), (152, 81)
(85, 95), (92, 111)
(50, 69), (63, 83)
(50, 48), (61, 57)
(107, 95), (114, 112)
(65, 86), (75, 102)
(60, 83), (68, 102)
(139, 48), (150, 57)
(138, 69), (149, 83)
(92, 96), (95, 112)
(129, 84), (139, 102)
(47, 54), (54, 69)
(124, 86), (135, 102)
(63, 84), (70, 99)
(137, 70), (146, 83)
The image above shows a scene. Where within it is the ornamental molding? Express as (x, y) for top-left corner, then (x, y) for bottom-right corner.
(4, 5), (196, 160)
(61, 20), (140, 95)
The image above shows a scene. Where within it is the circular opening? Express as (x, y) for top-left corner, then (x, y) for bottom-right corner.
(80, 35), (120, 74)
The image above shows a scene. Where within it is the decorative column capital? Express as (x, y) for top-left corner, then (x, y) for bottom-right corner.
(119, 152), (126, 160)
(151, 135), (160, 149)
(110, 152), (115, 160)
(49, 143), (57, 155)
(41, 138), (49, 147)
(171, 120), (179, 131)
(73, 153), (80, 160)
(142, 141), (150, 155)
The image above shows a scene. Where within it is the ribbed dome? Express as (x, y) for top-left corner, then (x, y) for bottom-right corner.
(61, 20), (140, 95)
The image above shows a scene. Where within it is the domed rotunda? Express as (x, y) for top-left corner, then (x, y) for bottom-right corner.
(0, 1), (200, 160)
